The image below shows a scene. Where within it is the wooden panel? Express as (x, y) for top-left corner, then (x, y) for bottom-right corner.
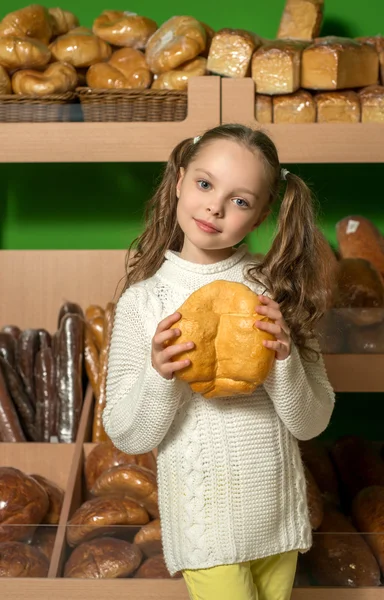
(0, 77), (220, 163)
(323, 354), (384, 392)
(221, 78), (384, 163)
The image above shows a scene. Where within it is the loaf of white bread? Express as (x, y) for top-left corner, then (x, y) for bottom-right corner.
(207, 28), (261, 78)
(359, 86), (384, 124)
(277, 0), (324, 41)
(255, 95), (272, 123)
(252, 40), (307, 95)
(315, 91), (361, 123)
(273, 90), (316, 123)
(357, 36), (384, 85)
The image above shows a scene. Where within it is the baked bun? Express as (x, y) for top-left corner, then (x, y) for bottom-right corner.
(12, 62), (77, 96)
(336, 216), (384, 278)
(134, 518), (162, 557)
(93, 11), (157, 49)
(134, 554), (182, 579)
(0, 36), (51, 70)
(145, 16), (206, 74)
(0, 541), (49, 577)
(86, 48), (151, 90)
(64, 537), (142, 578)
(49, 8), (79, 37)
(166, 281), (276, 399)
(152, 57), (206, 90)
(0, 5), (53, 45)
(30, 474), (64, 524)
(0, 65), (11, 94)
(49, 29), (112, 68)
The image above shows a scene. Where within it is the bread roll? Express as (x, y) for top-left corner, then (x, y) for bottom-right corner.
(152, 57), (206, 90)
(302, 37), (379, 90)
(273, 90), (315, 123)
(134, 554), (182, 579)
(333, 258), (384, 308)
(207, 28), (261, 78)
(252, 41), (307, 95)
(0, 5), (52, 45)
(165, 281), (275, 399)
(0, 467), (49, 542)
(315, 91), (360, 123)
(255, 95), (272, 123)
(0, 36), (51, 70)
(49, 8), (79, 37)
(336, 216), (384, 278)
(0, 541), (49, 577)
(93, 11), (157, 49)
(200, 22), (215, 58)
(93, 302), (114, 443)
(32, 526), (56, 560)
(30, 474), (64, 525)
(50, 29), (112, 68)
(146, 16), (206, 74)
(87, 48), (151, 90)
(67, 495), (149, 547)
(299, 439), (340, 506)
(348, 320), (384, 353)
(0, 65), (10, 94)
(352, 486), (384, 572)
(12, 62), (77, 96)
(134, 519), (162, 557)
(277, 0), (324, 41)
(85, 440), (156, 490)
(64, 537), (142, 578)
(359, 85), (384, 123)
(305, 466), (324, 530)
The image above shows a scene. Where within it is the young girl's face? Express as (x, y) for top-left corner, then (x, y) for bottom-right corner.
(176, 139), (270, 260)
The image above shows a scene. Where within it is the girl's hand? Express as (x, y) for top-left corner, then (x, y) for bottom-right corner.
(254, 295), (291, 361)
(151, 312), (194, 380)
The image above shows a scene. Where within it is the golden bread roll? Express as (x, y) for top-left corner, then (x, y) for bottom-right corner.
(50, 29), (112, 68)
(146, 16), (206, 74)
(278, 0), (324, 41)
(87, 313), (104, 351)
(93, 302), (115, 443)
(134, 518), (162, 557)
(93, 11), (157, 49)
(64, 537), (143, 578)
(85, 304), (105, 322)
(252, 41), (308, 95)
(134, 554), (182, 579)
(0, 36), (51, 70)
(0, 541), (49, 577)
(273, 90), (315, 123)
(336, 216), (384, 278)
(165, 281), (276, 399)
(305, 465), (324, 530)
(359, 85), (384, 124)
(87, 47), (151, 90)
(12, 62), (77, 96)
(49, 7), (79, 37)
(30, 474), (64, 525)
(0, 65), (11, 94)
(207, 28), (261, 78)
(352, 486), (384, 572)
(66, 494), (149, 547)
(315, 91), (360, 123)
(0, 4), (52, 45)
(255, 95), (272, 123)
(152, 57), (206, 90)
(333, 258), (384, 309)
(200, 22), (215, 58)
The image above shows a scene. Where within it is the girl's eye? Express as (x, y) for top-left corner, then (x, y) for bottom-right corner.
(233, 198), (249, 208)
(197, 179), (211, 190)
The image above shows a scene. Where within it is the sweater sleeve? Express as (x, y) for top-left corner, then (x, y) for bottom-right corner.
(263, 339), (335, 441)
(102, 286), (188, 454)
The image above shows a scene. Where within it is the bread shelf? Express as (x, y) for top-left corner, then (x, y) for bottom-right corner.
(0, 77), (220, 163)
(221, 78), (384, 163)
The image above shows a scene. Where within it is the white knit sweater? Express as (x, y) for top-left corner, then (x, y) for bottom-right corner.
(103, 245), (335, 576)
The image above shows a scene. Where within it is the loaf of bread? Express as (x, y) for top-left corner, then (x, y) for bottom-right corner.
(208, 28), (261, 78)
(305, 505), (381, 587)
(315, 91), (360, 123)
(64, 537), (143, 578)
(49, 8), (79, 38)
(134, 554), (182, 579)
(32, 526), (56, 560)
(146, 16), (206, 74)
(277, 0), (323, 41)
(134, 518), (162, 557)
(300, 439), (341, 506)
(86, 48), (152, 90)
(357, 35), (384, 83)
(333, 258), (384, 308)
(165, 281), (276, 399)
(12, 62), (78, 96)
(93, 11), (157, 49)
(152, 57), (206, 90)
(359, 85), (384, 123)
(85, 440), (156, 490)
(30, 474), (64, 525)
(0, 36), (51, 70)
(0, 5), (52, 45)
(302, 37), (379, 90)
(67, 495), (149, 547)
(273, 90), (315, 123)
(49, 29), (112, 68)
(0, 541), (49, 577)
(255, 95), (272, 123)
(0, 65), (10, 94)
(0, 467), (49, 542)
(336, 216), (384, 278)
(352, 486), (384, 572)
(252, 41), (307, 95)
(305, 466), (324, 530)
(348, 320), (384, 353)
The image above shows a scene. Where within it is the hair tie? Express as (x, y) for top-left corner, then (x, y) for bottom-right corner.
(193, 136), (201, 145)
(281, 168), (290, 181)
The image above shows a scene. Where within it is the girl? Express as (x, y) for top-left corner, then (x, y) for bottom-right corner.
(103, 124), (335, 600)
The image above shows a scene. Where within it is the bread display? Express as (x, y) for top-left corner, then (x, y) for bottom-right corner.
(166, 281), (275, 399)
(255, 95), (272, 123)
(134, 554), (181, 579)
(0, 65), (11, 95)
(30, 474), (64, 525)
(252, 41), (307, 95)
(277, 0), (324, 41)
(359, 85), (384, 123)
(332, 258), (384, 308)
(316, 91), (360, 123)
(86, 48), (151, 90)
(152, 57), (206, 91)
(273, 90), (315, 123)
(49, 29), (112, 68)
(302, 37), (379, 90)
(0, 5), (53, 45)
(11, 62), (78, 96)
(0, 541), (49, 577)
(64, 537), (143, 578)
(299, 438), (340, 506)
(92, 11), (157, 49)
(134, 519), (162, 557)
(352, 486), (384, 572)
(48, 8), (79, 37)
(0, 36), (51, 70)
(146, 16), (206, 74)
(336, 216), (384, 278)
(305, 466), (324, 530)
(207, 28), (261, 79)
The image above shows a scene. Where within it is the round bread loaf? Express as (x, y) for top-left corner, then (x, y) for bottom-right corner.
(352, 486), (384, 572)
(0, 5), (52, 45)
(0, 541), (49, 577)
(49, 29), (112, 68)
(12, 62), (77, 96)
(32, 526), (56, 561)
(0, 65), (10, 94)
(93, 11), (157, 49)
(152, 57), (206, 90)
(0, 36), (51, 70)
(87, 48), (151, 90)
(64, 537), (142, 578)
(134, 518), (162, 557)
(134, 554), (182, 578)
(30, 474), (64, 525)
(166, 280), (275, 399)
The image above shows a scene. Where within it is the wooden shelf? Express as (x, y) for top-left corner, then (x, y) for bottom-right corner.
(221, 78), (384, 163)
(323, 354), (384, 393)
(0, 77), (220, 163)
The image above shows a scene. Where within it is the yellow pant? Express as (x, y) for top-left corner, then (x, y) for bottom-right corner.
(183, 551), (298, 600)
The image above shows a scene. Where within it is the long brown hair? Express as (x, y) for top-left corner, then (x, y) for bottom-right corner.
(124, 124), (331, 358)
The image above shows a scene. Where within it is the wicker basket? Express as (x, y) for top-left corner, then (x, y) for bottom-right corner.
(0, 92), (77, 122)
(77, 87), (188, 122)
